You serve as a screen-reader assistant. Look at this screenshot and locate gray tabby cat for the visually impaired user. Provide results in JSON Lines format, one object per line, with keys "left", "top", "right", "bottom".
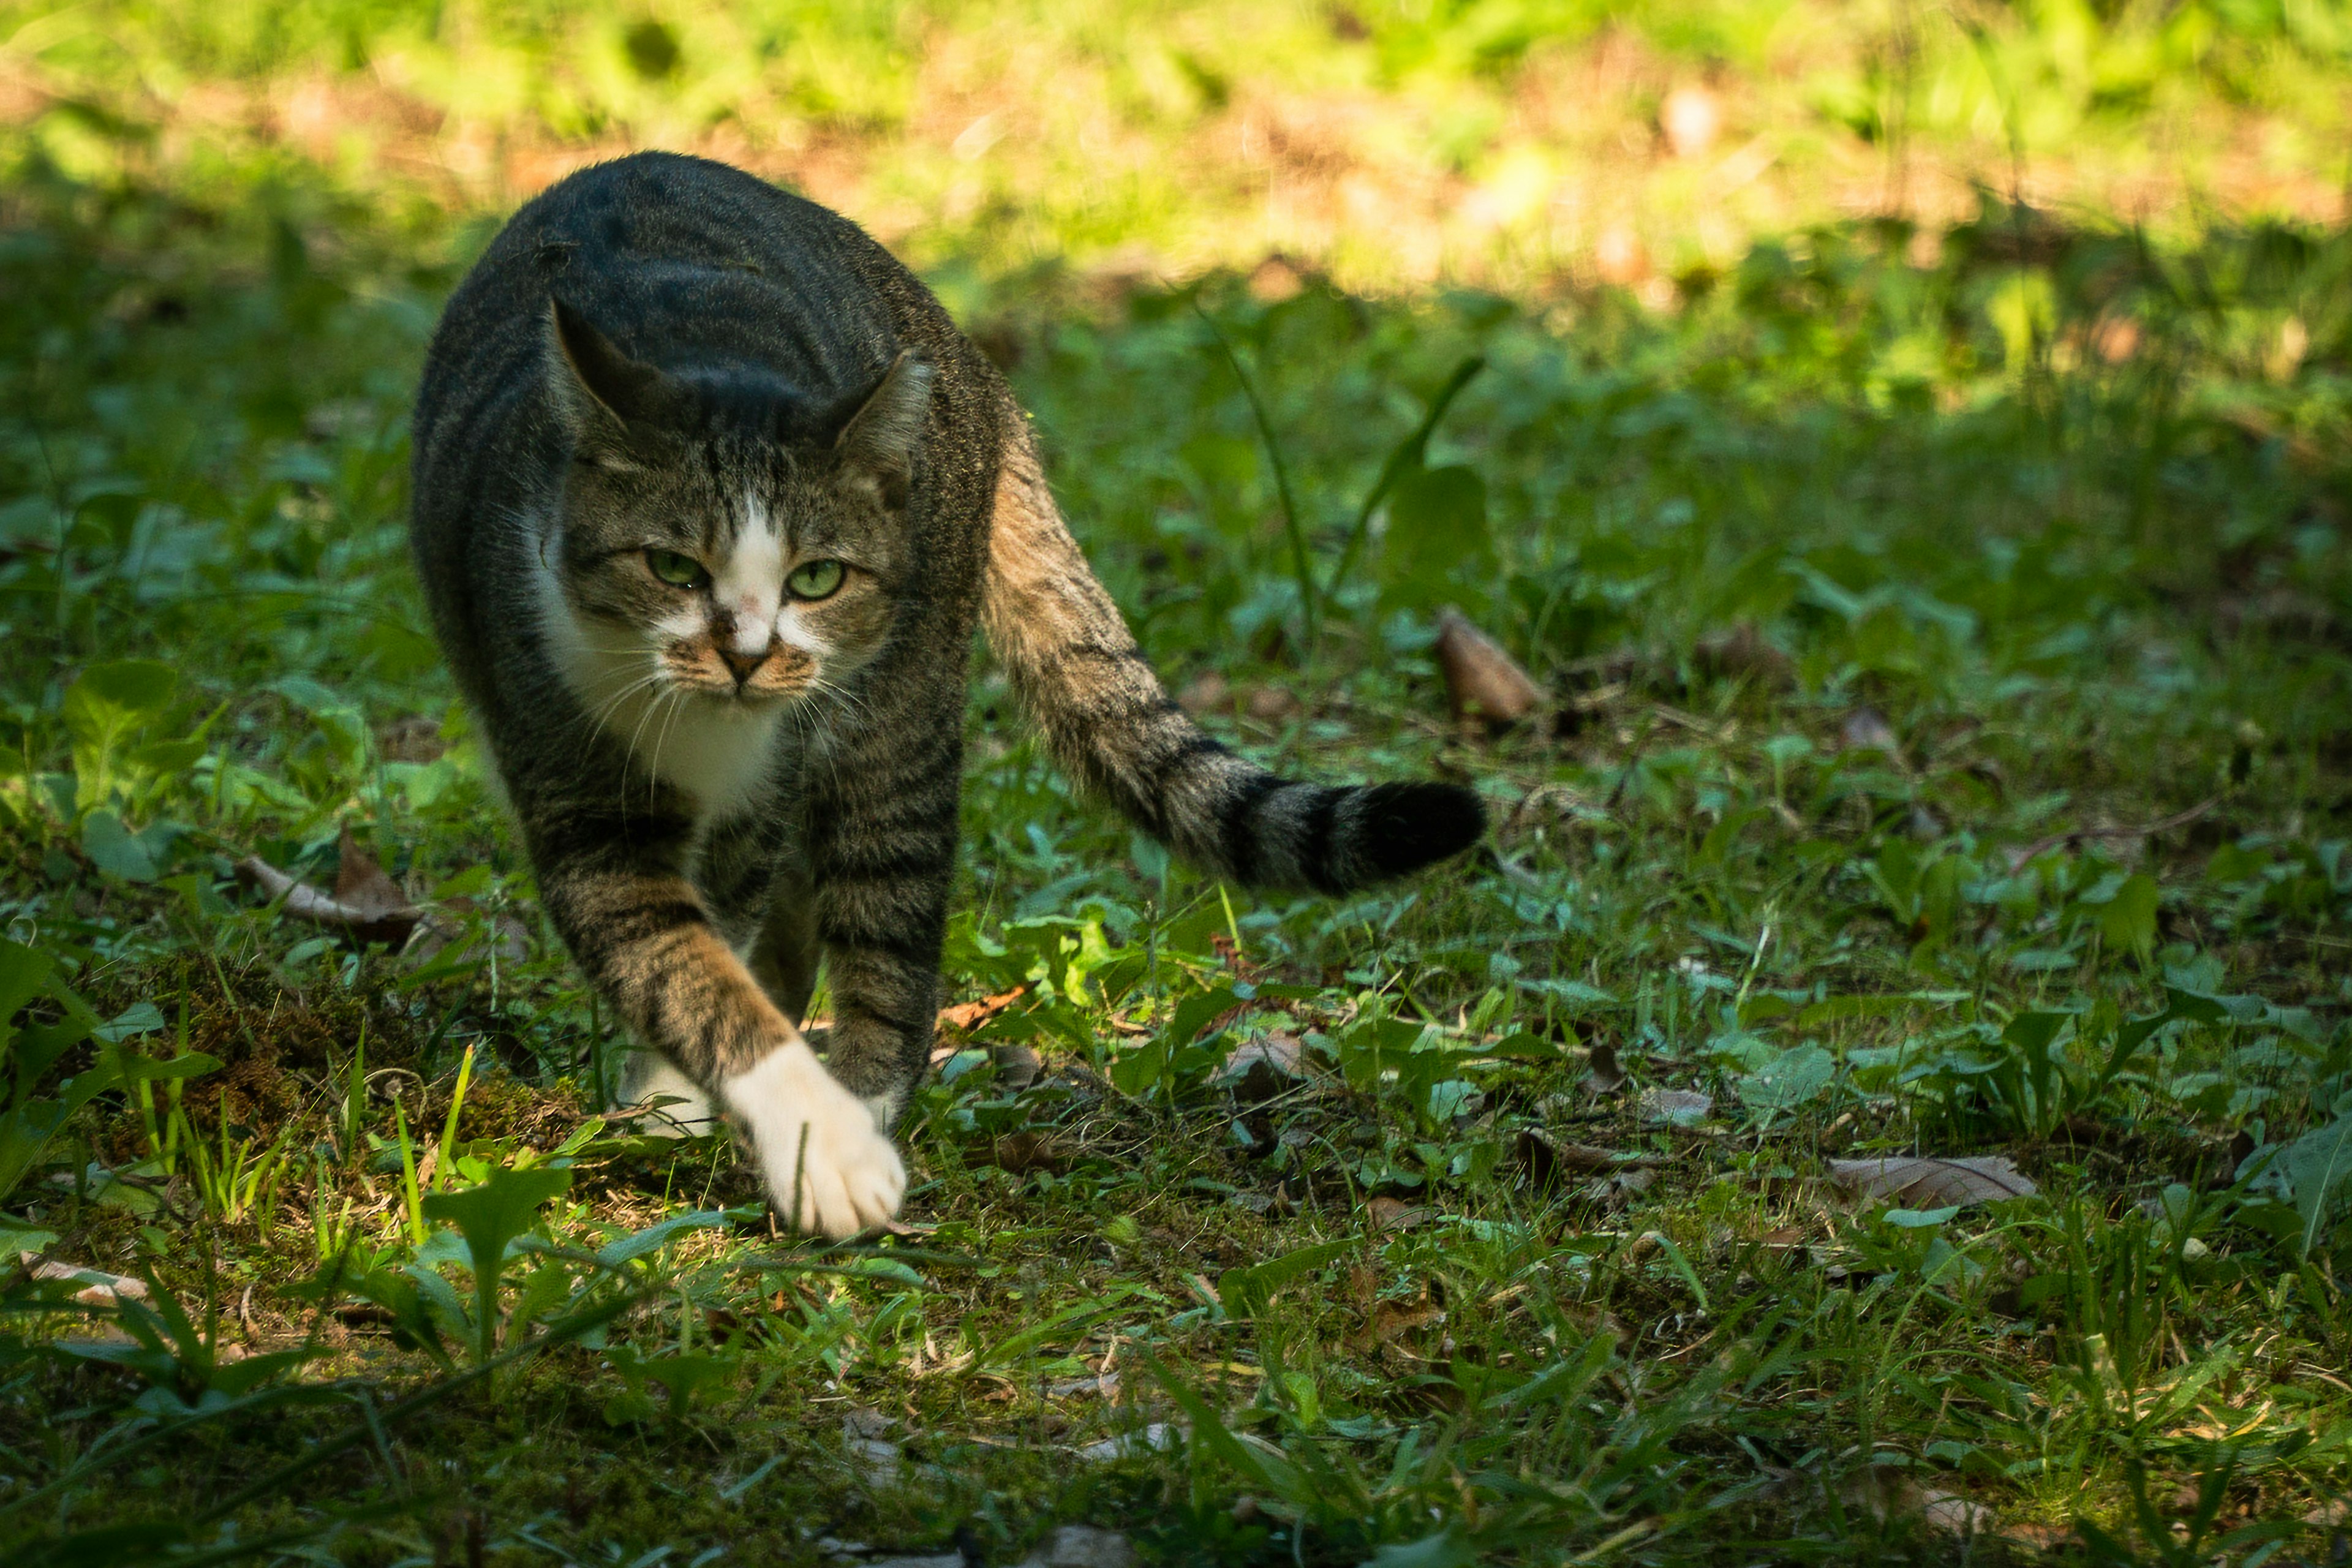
{"left": 410, "top": 153, "right": 1485, "bottom": 1236}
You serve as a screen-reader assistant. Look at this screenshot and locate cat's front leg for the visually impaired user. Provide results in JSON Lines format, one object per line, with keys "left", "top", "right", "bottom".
{"left": 535, "top": 845, "right": 904, "bottom": 1236}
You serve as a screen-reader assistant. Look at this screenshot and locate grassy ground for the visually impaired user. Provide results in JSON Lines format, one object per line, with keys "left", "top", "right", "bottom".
{"left": 6, "top": 7, "right": 2352, "bottom": 1567}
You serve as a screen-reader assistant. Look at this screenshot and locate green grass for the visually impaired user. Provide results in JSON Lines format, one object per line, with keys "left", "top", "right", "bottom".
{"left": 4, "top": 35, "right": 2352, "bottom": 1567}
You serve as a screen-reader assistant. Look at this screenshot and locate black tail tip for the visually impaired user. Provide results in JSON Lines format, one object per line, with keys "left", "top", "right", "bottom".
{"left": 1354, "top": 780, "right": 1488, "bottom": 880}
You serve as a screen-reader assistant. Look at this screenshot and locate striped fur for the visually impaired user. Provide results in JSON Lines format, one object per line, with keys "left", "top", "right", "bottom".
{"left": 982, "top": 415, "right": 1485, "bottom": 895}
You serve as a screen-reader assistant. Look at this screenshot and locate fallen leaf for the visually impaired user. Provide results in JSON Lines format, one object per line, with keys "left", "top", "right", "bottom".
{"left": 1828, "top": 1155, "right": 2038, "bottom": 1207}
{"left": 1639, "top": 1087, "right": 1713, "bottom": 1125}
{"left": 1215, "top": 1031, "right": 1308, "bottom": 1101}
{"left": 842, "top": 1406, "right": 896, "bottom": 1440}
{"left": 977, "top": 1130, "right": 1072, "bottom": 1175}
{"left": 1351, "top": 1298, "right": 1446, "bottom": 1352}
{"left": 32, "top": 1261, "right": 149, "bottom": 1306}
{"left": 1583, "top": 1041, "right": 1627, "bottom": 1094}
{"left": 1017, "top": 1526, "right": 1136, "bottom": 1568}
{"left": 1366, "top": 1196, "right": 1430, "bottom": 1232}
{"left": 1516, "top": 1128, "right": 1660, "bottom": 1186}
{"left": 1997, "top": 1521, "right": 2076, "bottom": 1551}
{"left": 938, "top": 986, "right": 1027, "bottom": 1031}
{"left": 1434, "top": 607, "right": 1542, "bottom": 728}
{"left": 237, "top": 823, "right": 421, "bottom": 948}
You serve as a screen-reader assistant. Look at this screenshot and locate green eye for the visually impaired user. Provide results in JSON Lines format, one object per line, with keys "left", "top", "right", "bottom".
{"left": 786, "top": 559, "right": 846, "bottom": 600}
{"left": 646, "top": 549, "right": 708, "bottom": 589}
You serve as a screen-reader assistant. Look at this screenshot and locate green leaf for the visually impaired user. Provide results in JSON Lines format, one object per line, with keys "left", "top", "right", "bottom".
{"left": 1736, "top": 1043, "right": 1834, "bottom": 1111}
{"left": 80, "top": 810, "right": 176, "bottom": 882}
{"left": 2282, "top": 1114, "right": 2352, "bottom": 1256}
{"left": 1379, "top": 464, "right": 1490, "bottom": 603}
{"left": 2097, "top": 872, "right": 2160, "bottom": 955}
{"left": 422, "top": 1165, "right": 575, "bottom": 1365}
{"left": 592, "top": 1208, "right": 735, "bottom": 1271}
{"left": 64, "top": 660, "right": 177, "bottom": 809}
{"left": 1219, "top": 1237, "right": 1353, "bottom": 1319}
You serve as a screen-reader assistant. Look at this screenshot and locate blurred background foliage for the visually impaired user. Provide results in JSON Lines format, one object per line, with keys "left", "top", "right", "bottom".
{"left": 3, "top": 0, "right": 2350, "bottom": 290}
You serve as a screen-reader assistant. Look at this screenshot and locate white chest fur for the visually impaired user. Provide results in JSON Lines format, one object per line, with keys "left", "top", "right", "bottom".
{"left": 534, "top": 549, "right": 785, "bottom": 824}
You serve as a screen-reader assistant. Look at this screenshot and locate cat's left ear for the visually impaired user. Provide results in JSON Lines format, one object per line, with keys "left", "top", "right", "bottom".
{"left": 834, "top": 350, "right": 935, "bottom": 502}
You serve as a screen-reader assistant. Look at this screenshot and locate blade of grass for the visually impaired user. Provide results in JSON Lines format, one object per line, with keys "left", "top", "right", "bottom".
{"left": 1194, "top": 301, "right": 1317, "bottom": 659}
{"left": 1322, "top": 353, "right": 1485, "bottom": 612}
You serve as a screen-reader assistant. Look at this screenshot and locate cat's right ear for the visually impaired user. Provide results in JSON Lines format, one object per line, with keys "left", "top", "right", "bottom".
{"left": 548, "top": 297, "right": 684, "bottom": 437}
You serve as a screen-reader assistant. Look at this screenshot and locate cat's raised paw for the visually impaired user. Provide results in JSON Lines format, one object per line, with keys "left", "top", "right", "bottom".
{"left": 722, "top": 1044, "right": 908, "bottom": 1238}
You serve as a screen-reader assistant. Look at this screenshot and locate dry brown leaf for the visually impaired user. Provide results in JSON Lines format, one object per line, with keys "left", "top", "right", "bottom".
{"left": 1434, "top": 607, "right": 1541, "bottom": 728}
{"left": 978, "top": 1130, "right": 1072, "bottom": 1175}
{"left": 1351, "top": 1298, "right": 1446, "bottom": 1352}
{"left": 938, "top": 985, "right": 1028, "bottom": 1031}
{"left": 1583, "top": 1041, "right": 1627, "bottom": 1095}
{"left": 1828, "top": 1155, "right": 2038, "bottom": 1207}
{"left": 1516, "top": 1128, "right": 1662, "bottom": 1187}
{"left": 1997, "top": 1521, "right": 2077, "bottom": 1551}
{"left": 1366, "top": 1196, "right": 1430, "bottom": 1232}
{"left": 236, "top": 824, "right": 422, "bottom": 948}
{"left": 1694, "top": 622, "right": 1795, "bottom": 689}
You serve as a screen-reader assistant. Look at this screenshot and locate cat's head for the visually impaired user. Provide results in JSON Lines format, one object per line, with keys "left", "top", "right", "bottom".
{"left": 536, "top": 296, "right": 933, "bottom": 715}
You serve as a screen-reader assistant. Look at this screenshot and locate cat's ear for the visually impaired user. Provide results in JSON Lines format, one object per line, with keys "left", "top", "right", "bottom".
{"left": 548, "top": 296, "right": 685, "bottom": 432}
{"left": 834, "top": 350, "right": 935, "bottom": 498}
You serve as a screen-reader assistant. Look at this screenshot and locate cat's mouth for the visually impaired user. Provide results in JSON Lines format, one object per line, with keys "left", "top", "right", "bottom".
{"left": 663, "top": 640, "right": 820, "bottom": 706}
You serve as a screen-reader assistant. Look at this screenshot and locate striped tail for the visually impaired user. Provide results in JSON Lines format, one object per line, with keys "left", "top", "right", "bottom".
{"left": 980, "top": 418, "right": 1485, "bottom": 894}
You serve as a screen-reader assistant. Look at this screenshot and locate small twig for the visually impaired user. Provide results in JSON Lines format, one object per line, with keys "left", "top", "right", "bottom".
{"left": 2012, "top": 795, "right": 2221, "bottom": 866}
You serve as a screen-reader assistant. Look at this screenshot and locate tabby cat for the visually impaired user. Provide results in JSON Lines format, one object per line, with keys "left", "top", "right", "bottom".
{"left": 410, "top": 153, "right": 1484, "bottom": 1237}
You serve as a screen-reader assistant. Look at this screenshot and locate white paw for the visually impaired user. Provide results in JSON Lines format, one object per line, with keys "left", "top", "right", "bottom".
{"left": 722, "top": 1044, "right": 907, "bottom": 1238}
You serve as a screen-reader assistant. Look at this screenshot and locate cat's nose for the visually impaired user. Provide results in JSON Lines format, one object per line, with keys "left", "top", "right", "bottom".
{"left": 718, "top": 645, "right": 770, "bottom": 684}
